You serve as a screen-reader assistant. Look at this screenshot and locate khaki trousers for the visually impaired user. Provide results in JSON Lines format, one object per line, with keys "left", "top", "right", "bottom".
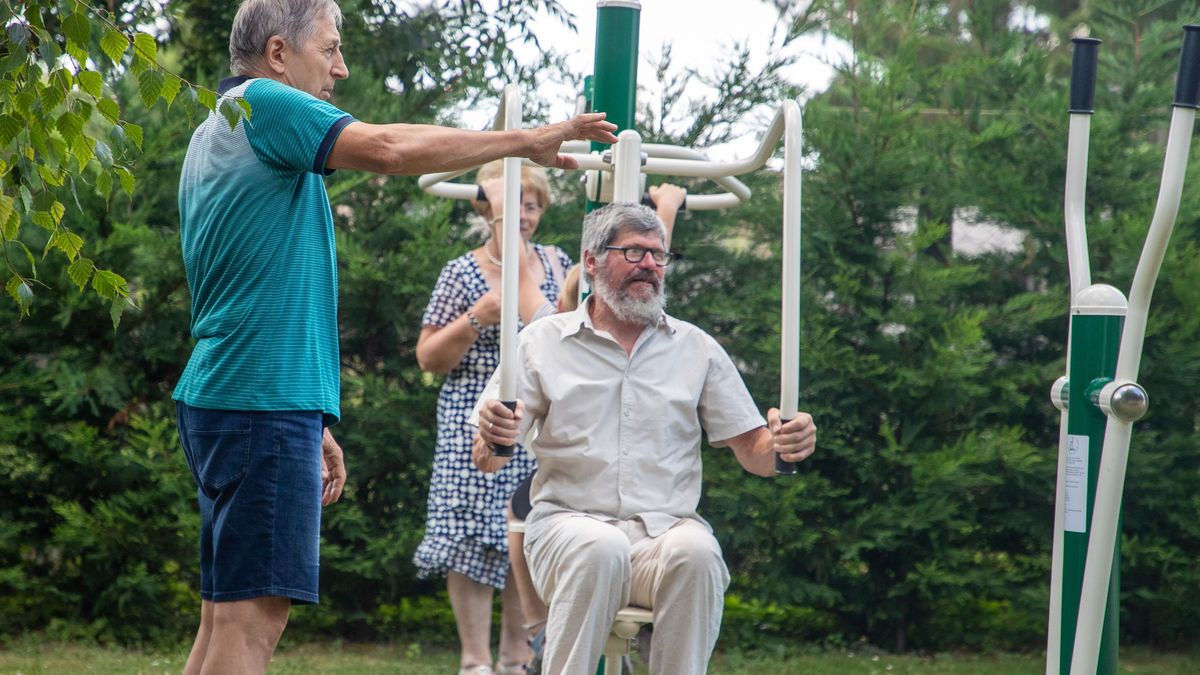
{"left": 526, "top": 514, "right": 730, "bottom": 675}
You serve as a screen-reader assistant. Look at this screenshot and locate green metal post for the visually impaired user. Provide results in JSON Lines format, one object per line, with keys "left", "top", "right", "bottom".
{"left": 587, "top": 0, "right": 640, "bottom": 212}
{"left": 591, "top": 9, "right": 643, "bottom": 669}
{"left": 582, "top": 74, "right": 595, "bottom": 113}
{"left": 1058, "top": 287, "right": 1124, "bottom": 675}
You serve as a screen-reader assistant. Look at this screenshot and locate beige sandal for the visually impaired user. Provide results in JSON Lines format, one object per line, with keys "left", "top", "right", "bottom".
{"left": 496, "top": 665, "right": 527, "bottom": 675}
{"left": 458, "top": 666, "right": 494, "bottom": 675}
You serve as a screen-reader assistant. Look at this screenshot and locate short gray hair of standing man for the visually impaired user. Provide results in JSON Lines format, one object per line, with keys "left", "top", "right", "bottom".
{"left": 229, "top": 0, "right": 343, "bottom": 75}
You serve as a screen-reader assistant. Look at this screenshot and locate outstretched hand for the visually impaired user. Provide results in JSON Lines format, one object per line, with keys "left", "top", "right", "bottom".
{"left": 527, "top": 113, "right": 619, "bottom": 169}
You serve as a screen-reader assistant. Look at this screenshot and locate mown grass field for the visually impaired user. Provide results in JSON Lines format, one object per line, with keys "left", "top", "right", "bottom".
{"left": 0, "top": 639, "right": 1196, "bottom": 675}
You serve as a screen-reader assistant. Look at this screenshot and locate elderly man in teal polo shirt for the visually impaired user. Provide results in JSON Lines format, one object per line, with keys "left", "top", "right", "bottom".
{"left": 173, "top": 0, "right": 617, "bottom": 672}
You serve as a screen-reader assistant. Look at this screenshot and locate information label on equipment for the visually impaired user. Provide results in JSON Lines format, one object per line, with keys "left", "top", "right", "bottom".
{"left": 1064, "top": 434, "right": 1089, "bottom": 533}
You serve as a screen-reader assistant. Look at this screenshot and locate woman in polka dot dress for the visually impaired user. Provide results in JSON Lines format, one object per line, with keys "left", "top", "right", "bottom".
{"left": 414, "top": 160, "right": 569, "bottom": 675}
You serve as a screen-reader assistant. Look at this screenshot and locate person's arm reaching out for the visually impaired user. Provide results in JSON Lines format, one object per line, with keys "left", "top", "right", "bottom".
{"left": 326, "top": 114, "right": 618, "bottom": 175}
{"left": 649, "top": 183, "right": 687, "bottom": 247}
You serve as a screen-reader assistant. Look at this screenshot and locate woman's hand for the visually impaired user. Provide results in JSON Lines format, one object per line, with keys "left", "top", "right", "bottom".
{"left": 649, "top": 183, "right": 687, "bottom": 213}
{"left": 478, "top": 177, "right": 504, "bottom": 222}
{"left": 470, "top": 290, "right": 502, "bottom": 327}
{"left": 471, "top": 433, "right": 509, "bottom": 473}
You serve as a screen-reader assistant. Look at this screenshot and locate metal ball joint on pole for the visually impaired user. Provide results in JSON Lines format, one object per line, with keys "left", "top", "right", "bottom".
{"left": 417, "top": 0, "right": 805, "bottom": 475}
{"left": 1045, "top": 25, "right": 1200, "bottom": 675}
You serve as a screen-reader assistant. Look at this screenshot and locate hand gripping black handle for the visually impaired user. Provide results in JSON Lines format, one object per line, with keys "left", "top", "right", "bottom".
{"left": 1174, "top": 25, "right": 1200, "bottom": 108}
{"left": 491, "top": 400, "right": 519, "bottom": 457}
{"left": 775, "top": 418, "right": 798, "bottom": 476}
{"left": 640, "top": 193, "right": 688, "bottom": 211}
{"left": 1069, "top": 37, "right": 1101, "bottom": 114}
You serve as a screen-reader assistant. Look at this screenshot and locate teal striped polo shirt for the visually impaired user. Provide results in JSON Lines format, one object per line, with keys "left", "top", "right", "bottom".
{"left": 174, "top": 76, "right": 355, "bottom": 424}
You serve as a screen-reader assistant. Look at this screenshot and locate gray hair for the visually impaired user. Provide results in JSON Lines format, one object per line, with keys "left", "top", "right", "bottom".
{"left": 229, "top": 0, "right": 343, "bottom": 75}
{"left": 581, "top": 203, "right": 666, "bottom": 279}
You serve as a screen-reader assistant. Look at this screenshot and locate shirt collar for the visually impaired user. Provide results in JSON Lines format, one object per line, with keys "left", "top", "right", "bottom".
{"left": 218, "top": 75, "right": 251, "bottom": 94}
{"left": 560, "top": 296, "right": 675, "bottom": 340}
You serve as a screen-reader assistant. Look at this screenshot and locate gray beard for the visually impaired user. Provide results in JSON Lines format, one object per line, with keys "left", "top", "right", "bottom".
{"left": 592, "top": 268, "right": 666, "bottom": 326}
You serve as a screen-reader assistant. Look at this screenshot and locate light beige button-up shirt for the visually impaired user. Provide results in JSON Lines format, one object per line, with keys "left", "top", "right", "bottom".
{"left": 472, "top": 298, "right": 765, "bottom": 543}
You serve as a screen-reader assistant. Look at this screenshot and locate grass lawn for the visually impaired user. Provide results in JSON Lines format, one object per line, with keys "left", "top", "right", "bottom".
{"left": 0, "top": 639, "right": 1195, "bottom": 674}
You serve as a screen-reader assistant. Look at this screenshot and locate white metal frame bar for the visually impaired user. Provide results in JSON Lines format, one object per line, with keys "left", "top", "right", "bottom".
{"left": 1046, "top": 108, "right": 1093, "bottom": 675}
{"left": 497, "top": 86, "right": 522, "bottom": 403}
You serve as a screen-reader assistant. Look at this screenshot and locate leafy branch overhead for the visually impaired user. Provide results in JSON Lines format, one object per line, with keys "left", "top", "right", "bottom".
{"left": 0, "top": 0, "right": 249, "bottom": 325}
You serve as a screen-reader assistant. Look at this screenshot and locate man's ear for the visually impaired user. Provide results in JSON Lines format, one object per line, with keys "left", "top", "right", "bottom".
{"left": 583, "top": 250, "right": 598, "bottom": 279}
{"left": 263, "top": 35, "right": 288, "bottom": 75}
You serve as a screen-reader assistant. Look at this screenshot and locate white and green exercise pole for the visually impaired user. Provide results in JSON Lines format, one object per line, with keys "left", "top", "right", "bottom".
{"left": 1047, "top": 26, "right": 1200, "bottom": 675}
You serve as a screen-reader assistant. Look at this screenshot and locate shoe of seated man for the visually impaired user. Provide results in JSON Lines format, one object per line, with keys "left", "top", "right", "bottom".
{"left": 525, "top": 627, "right": 546, "bottom": 675}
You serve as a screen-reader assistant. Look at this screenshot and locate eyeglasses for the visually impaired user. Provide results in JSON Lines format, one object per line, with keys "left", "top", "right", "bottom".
{"left": 604, "top": 246, "right": 679, "bottom": 266}
{"left": 520, "top": 202, "right": 543, "bottom": 214}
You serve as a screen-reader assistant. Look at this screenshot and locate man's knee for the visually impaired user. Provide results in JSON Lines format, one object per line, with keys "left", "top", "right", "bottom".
{"left": 535, "top": 519, "right": 632, "bottom": 597}
{"left": 212, "top": 596, "right": 291, "bottom": 647}
{"left": 575, "top": 525, "right": 632, "bottom": 572}
{"left": 663, "top": 526, "right": 728, "bottom": 585}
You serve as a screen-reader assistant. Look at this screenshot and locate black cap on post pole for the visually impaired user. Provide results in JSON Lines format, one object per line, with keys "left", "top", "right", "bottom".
{"left": 1069, "top": 37, "right": 1101, "bottom": 114}
{"left": 1173, "top": 25, "right": 1200, "bottom": 108}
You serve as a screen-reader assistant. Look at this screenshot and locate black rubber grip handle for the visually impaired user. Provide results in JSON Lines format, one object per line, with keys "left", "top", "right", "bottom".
{"left": 774, "top": 418, "right": 798, "bottom": 476}
{"left": 640, "top": 193, "right": 687, "bottom": 211}
{"left": 1069, "top": 37, "right": 1101, "bottom": 114}
{"left": 492, "top": 400, "right": 519, "bottom": 457}
{"left": 1174, "top": 25, "right": 1200, "bottom": 108}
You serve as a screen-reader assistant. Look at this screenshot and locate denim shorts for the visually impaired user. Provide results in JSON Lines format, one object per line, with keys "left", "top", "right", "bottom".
{"left": 175, "top": 401, "right": 324, "bottom": 604}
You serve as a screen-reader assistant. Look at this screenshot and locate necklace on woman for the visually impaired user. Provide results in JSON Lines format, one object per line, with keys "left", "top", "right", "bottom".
{"left": 486, "top": 247, "right": 503, "bottom": 266}
{"left": 486, "top": 240, "right": 531, "bottom": 267}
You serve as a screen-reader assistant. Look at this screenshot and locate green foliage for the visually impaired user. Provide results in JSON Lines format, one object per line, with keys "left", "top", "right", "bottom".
{"left": 0, "top": 403, "right": 198, "bottom": 645}
{"left": 0, "top": 0, "right": 248, "bottom": 322}
{"left": 1, "top": 0, "right": 1197, "bottom": 656}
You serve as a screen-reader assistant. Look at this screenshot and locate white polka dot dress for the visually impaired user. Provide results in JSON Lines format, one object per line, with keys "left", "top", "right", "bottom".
{"left": 413, "top": 243, "right": 572, "bottom": 589}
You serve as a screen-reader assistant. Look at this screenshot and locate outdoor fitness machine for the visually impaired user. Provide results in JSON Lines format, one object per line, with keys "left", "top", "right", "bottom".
{"left": 418, "top": 0, "right": 805, "bottom": 474}
{"left": 1046, "top": 27, "right": 1200, "bottom": 675}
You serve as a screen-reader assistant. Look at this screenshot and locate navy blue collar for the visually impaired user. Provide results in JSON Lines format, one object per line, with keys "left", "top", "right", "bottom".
{"left": 218, "top": 75, "right": 251, "bottom": 94}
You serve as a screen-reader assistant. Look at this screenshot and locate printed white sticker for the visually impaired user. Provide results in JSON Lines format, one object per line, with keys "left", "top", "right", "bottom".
{"left": 1064, "top": 434, "right": 1089, "bottom": 533}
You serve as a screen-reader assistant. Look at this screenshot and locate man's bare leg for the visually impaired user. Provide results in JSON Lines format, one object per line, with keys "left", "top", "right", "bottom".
{"left": 192, "top": 596, "right": 291, "bottom": 675}
{"left": 183, "top": 600, "right": 214, "bottom": 675}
